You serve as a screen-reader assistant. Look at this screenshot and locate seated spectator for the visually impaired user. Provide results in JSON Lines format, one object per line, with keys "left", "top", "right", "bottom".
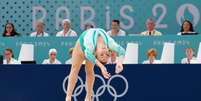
{"left": 107, "top": 50, "right": 118, "bottom": 64}
{"left": 65, "top": 48, "right": 74, "bottom": 64}
{"left": 30, "top": 21, "right": 49, "bottom": 37}
{"left": 181, "top": 48, "right": 197, "bottom": 64}
{"left": 177, "top": 20, "right": 198, "bottom": 35}
{"left": 140, "top": 18, "right": 162, "bottom": 36}
{"left": 42, "top": 48, "right": 61, "bottom": 64}
{"left": 2, "top": 22, "right": 20, "bottom": 37}
{"left": 143, "top": 48, "right": 161, "bottom": 64}
{"left": 107, "top": 19, "right": 126, "bottom": 36}
{"left": 56, "top": 19, "right": 77, "bottom": 37}
{"left": 85, "top": 23, "right": 94, "bottom": 30}
{"left": 3, "top": 48, "right": 20, "bottom": 64}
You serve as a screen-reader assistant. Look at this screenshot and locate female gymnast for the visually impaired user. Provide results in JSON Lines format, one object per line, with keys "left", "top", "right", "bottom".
{"left": 66, "top": 28, "right": 125, "bottom": 101}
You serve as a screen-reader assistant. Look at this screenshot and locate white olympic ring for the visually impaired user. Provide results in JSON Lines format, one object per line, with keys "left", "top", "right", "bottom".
{"left": 62, "top": 74, "right": 129, "bottom": 101}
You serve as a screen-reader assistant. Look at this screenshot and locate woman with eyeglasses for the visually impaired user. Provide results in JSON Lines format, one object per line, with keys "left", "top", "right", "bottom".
{"left": 3, "top": 48, "right": 20, "bottom": 64}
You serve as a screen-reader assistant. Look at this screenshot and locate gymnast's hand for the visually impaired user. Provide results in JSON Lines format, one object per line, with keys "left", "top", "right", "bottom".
{"left": 96, "top": 59, "right": 111, "bottom": 79}
{"left": 101, "top": 67, "right": 111, "bottom": 79}
{"left": 115, "top": 61, "right": 124, "bottom": 74}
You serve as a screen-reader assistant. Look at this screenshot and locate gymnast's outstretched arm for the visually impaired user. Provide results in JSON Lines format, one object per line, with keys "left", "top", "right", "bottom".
{"left": 107, "top": 36, "right": 126, "bottom": 73}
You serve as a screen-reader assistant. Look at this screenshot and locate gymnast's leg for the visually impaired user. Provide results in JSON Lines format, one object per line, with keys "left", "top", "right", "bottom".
{"left": 66, "top": 41, "right": 85, "bottom": 101}
{"left": 84, "top": 60, "right": 95, "bottom": 101}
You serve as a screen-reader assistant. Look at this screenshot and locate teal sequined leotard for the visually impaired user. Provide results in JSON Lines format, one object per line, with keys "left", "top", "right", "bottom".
{"left": 79, "top": 28, "right": 125, "bottom": 64}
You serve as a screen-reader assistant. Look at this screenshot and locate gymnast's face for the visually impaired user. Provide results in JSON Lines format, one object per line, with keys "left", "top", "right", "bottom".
{"left": 95, "top": 44, "right": 110, "bottom": 64}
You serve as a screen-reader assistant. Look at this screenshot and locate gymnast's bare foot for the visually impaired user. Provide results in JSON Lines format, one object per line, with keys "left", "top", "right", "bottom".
{"left": 84, "top": 95, "right": 92, "bottom": 101}
{"left": 66, "top": 97, "right": 71, "bottom": 101}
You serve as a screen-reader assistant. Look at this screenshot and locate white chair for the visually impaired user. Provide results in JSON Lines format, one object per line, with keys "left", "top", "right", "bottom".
{"left": 196, "top": 42, "right": 201, "bottom": 63}
{"left": 191, "top": 42, "right": 201, "bottom": 64}
{"left": 18, "top": 44, "right": 34, "bottom": 62}
{"left": 123, "top": 43, "right": 138, "bottom": 64}
{"left": 160, "top": 42, "right": 175, "bottom": 64}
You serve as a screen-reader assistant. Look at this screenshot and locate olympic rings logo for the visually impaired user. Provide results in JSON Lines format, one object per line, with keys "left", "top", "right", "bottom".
{"left": 62, "top": 74, "right": 129, "bottom": 101}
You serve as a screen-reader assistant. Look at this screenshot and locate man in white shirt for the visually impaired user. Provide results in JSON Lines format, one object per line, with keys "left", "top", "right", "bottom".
{"left": 181, "top": 48, "right": 197, "bottom": 64}
{"left": 42, "top": 48, "right": 61, "bottom": 64}
{"left": 107, "top": 20, "right": 126, "bottom": 36}
{"left": 3, "top": 48, "right": 20, "bottom": 64}
{"left": 30, "top": 21, "right": 49, "bottom": 37}
{"left": 56, "top": 19, "right": 77, "bottom": 37}
{"left": 140, "top": 18, "right": 162, "bottom": 36}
